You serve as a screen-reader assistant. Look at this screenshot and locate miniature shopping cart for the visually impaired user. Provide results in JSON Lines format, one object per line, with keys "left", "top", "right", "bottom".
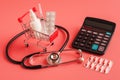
{"left": 18, "top": 7, "right": 58, "bottom": 52}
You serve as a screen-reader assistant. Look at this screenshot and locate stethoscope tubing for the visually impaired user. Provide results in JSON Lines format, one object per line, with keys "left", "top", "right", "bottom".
{"left": 5, "top": 25, "right": 70, "bottom": 69}
{"left": 20, "top": 49, "right": 83, "bottom": 69}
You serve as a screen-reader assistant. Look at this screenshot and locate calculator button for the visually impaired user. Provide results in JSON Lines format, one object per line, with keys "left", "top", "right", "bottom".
{"left": 97, "top": 36, "right": 102, "bottom": 39}
{"left": 76, "top": 38, "right": 81, "bottom": 42}
{"left": 92, "top": 44, "right": 99, "bottom": 51}
{"left": 94, "top": 41, "right": 100, "bottom": 44}
{"left": 86, "top": 44, "right": 91, "bottom": 48}
{"left": 88, "top": 41, "right": 92, "bottom": 45}
{"left": 101, "top": 43, "right": 106, "bottom": 46}
{"left": 92, "top": 35, "right": 96, "bottom": 38}
{"left": 80, "top": 32, "right": 84, "bottom": 35}
{"left": 106, "top": 32, "right": 111, "bottom": 36}
{"left": 98, "top": 46, "right": 105, "bottom": 52}
{"left": 74, "top": 42, "right": 78, "bottom": 46}
{"left": 90, "top": 38, "right": 94, "bottom": 41}
{"left": 78, "top": 35, "right": 82, "bottom": 39}
{"left": 99, "top": 33, "right": 104, "bottom": 36}
{"left": 79, "top": 43, "right": 85, "bottom": 46}
{"left": 105, "top": 35, "right": 110, "bottom": 38}
{"left": 93, "top": 32, "right": 98, "bottom": 35}
{"left": 96, "top": 39, "right": 101, "bottom": 41}
{"left": 102, "top": 40, "right": 107, "bottom": 43}
{"left": 84, "top": 37, "right": 88, "bottom": 40}
{"left": 104, "top": 38, "right": 109, "bottom": 40}
{"left": 86, "top": 33, "right": 90, "bottom": 36}
{"left": 87, "top": 30, "right": 92, "bottom": 33}
{"left": 81, "top": 29, "right": 86, "bottom": 32}
{"left": 82, "top": 40, "right": 86, "bottom": 43}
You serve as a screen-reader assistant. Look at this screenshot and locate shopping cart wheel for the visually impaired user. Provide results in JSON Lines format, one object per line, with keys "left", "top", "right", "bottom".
{"left": 43, "top": 48, "right": 47, "bottom": 52}
{"left": 51, "top": 42, "right": 54, "bottom": 46}
{"left": 25, "top": 43, "right": 29, "bottom": 47}
{"left": 24, "top": 40, "right": 29, "bottom": 47}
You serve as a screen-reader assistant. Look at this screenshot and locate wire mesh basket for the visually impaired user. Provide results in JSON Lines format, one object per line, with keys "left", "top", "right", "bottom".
{"left": 18, "top": 7, "right": 58, "bottom": 51}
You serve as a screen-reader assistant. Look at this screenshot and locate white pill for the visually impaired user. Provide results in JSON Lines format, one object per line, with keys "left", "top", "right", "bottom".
{"left": 85, "top": 61, "right": 91, "bottom": 68}
{"left": 103, "top": 59, "right": 108, "bottom": 66}
{"left": 100, "top": 65, "right": 106, "bottom": 73}
{"left": 95, "top": 64, "right": 101, "bottom": 71}
{"left": 105, "top": 66, "right": 111, "bottom": 74}
{"left": 90, "top": 63, "right": 96, "bottom": 69}
{"left": 89, "top": 56, "right": 94, "bottom": 62}
{"left": 99, "top": 58, "right": 104, "bottom": 64}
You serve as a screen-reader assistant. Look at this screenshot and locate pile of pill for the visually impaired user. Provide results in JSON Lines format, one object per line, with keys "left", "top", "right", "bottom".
{"left": 84, "top": 56, "right": 113, "bottom": 74}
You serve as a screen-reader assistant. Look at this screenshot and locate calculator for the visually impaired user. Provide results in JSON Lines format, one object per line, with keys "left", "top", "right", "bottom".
{"left": 72, "top": 17, "right": 116, "bottom": 55}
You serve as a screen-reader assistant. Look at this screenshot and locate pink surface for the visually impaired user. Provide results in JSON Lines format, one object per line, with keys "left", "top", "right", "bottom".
{"left": 0, "top": 0, "right": 120, "bottom": 80}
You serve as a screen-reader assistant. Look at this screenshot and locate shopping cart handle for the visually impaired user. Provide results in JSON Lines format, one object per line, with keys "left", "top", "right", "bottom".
{"left": 18, "top": 7, "right": 37, "bottom": 23}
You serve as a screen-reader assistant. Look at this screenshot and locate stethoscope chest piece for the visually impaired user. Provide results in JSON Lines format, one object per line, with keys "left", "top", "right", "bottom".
{"left": 47, "top": 53, "right": 61, "bottom": 65}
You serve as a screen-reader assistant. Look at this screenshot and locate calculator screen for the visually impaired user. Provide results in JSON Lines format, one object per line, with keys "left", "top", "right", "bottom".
{"left": 84, "top": 19, "right": 114, "bottom": 32}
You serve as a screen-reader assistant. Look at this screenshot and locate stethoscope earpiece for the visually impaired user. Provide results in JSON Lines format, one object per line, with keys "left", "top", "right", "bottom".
{"left": 78, "top": 57, "right": 84, "bottom": 63}
{"left": 77, "top": 49, "right": 84, "bottom": 63}
{"left": 47, "top": 53, "right": 61, "bottom": 65}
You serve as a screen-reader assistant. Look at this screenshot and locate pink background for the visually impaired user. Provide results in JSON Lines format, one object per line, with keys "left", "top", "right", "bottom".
{"left": 0, "top": 0, "right": 120, "bottom": 80}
